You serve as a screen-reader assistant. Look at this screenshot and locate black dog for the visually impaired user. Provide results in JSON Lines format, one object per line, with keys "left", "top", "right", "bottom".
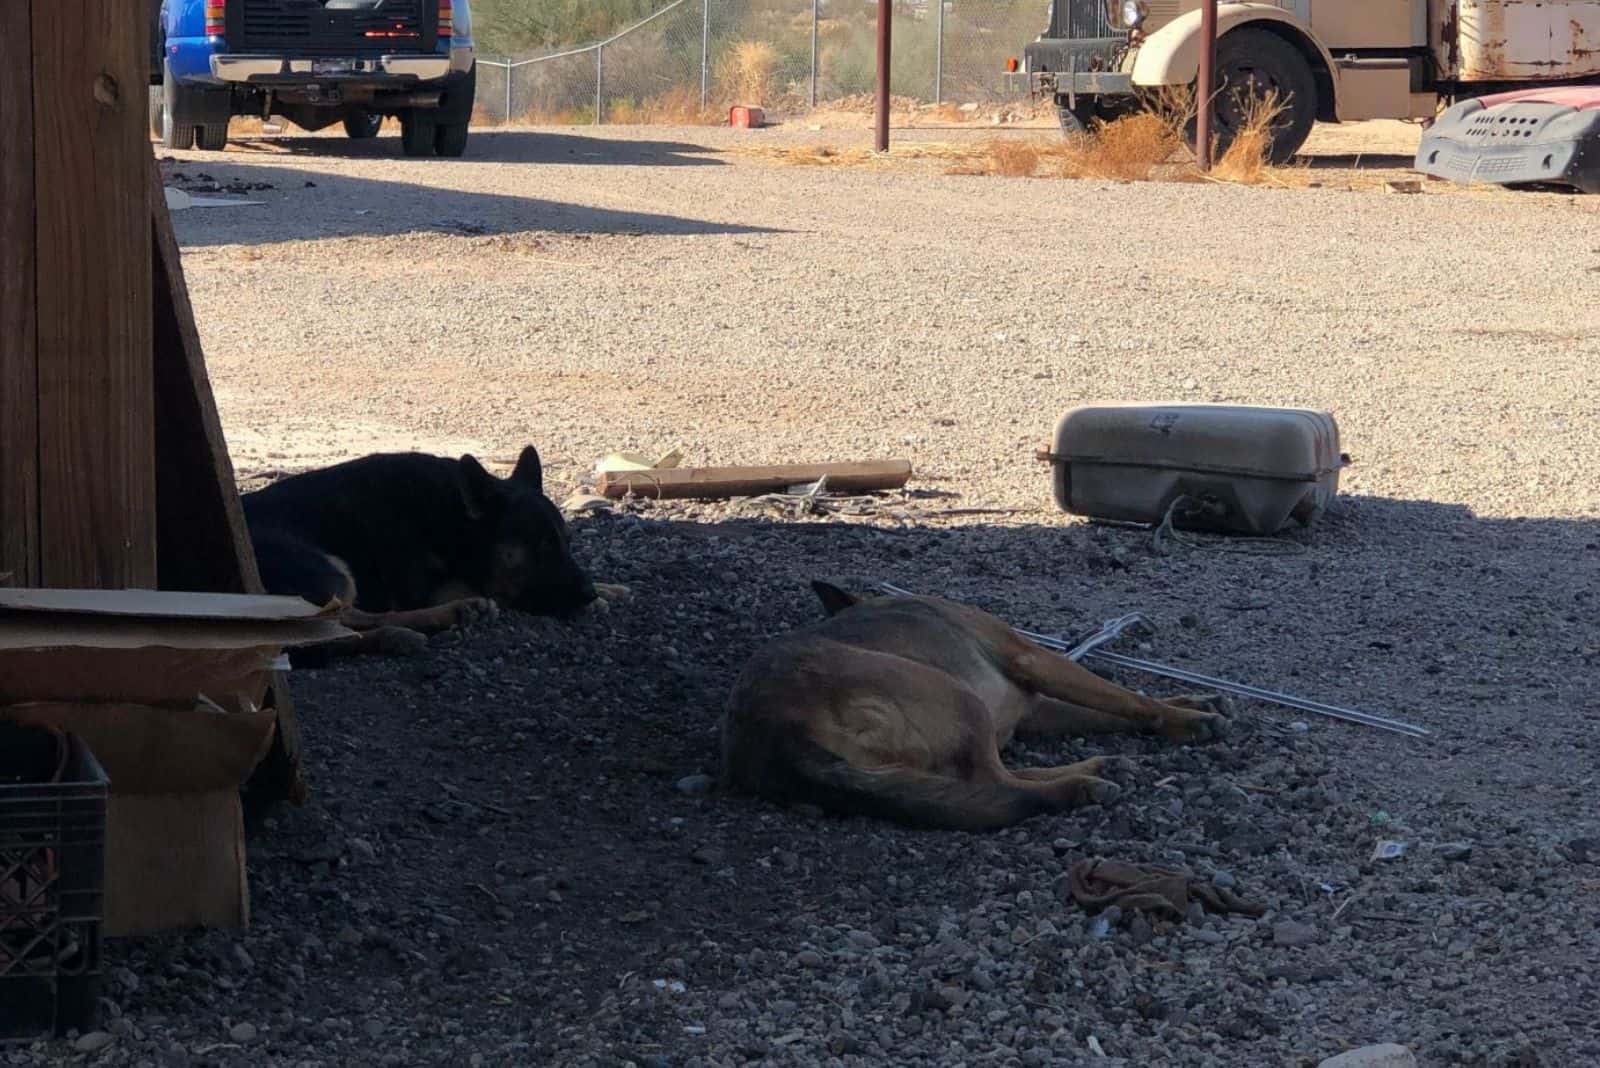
{"left": 244, "top": 446, "right": 597, "bottom": 657}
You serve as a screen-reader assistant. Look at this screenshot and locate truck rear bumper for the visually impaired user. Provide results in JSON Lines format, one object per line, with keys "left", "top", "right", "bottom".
{"left": 211, "top": 49, "right": 469, "bottom": 84}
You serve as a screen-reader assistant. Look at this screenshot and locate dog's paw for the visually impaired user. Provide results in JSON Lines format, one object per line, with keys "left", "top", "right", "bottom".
{"left": 1167, "top": 692, "right": 1234, "bottom": 716}
{"left": 593, "top": 582, "right": 631, "bottom": 604}
{"left": 1162, "top": 707, "right": 1228, "bottom": 744}
{"left": 1064, "top": 754, "right": 1135, "bottom": 782}
{"left": 453, "top": 597, "right": 500, "bottom": 629}
{"left": 1058, "top": 775, "right": 1121, "bottom": 807}
{"left": 371, "top": 626, "right": 430, "bottom": 658}
{"left": 1082, "top": 777, "right": 1122, "bottom": 806}
{"left": 1096, "top": 754, "right": 1138, "bottom": 782}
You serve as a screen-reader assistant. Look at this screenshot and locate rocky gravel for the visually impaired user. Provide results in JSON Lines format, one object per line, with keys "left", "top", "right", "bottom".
{"left": 11, "top": 124, "right": 1599, "bottom": 1066}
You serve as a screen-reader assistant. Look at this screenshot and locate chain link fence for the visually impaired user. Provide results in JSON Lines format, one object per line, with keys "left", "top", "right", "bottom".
{"left": 474, "top": 0, "right": 1044, "bottom": 125}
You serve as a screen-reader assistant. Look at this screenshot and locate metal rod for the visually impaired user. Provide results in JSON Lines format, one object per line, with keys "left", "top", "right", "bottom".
{"left": 875, "top": 583, "right": 1430, "bottom": 738}
{"left": 934, "top": 0, "right": 943, "bottom": 105}
{"left": 701, "top": 0, "right": 711, "bottom": 110}
{"left": 503, "top": 55, "right": 511, "bottom": 124}
{"left": 810, "top": 0, "right": 819, "bottom": 110}
{"left": 874, "top": 0, "right": 891, "bottom": 152}
{"left": 1195, "top": 0, "right": 1218, "bottom": 170}
{"left": 595, "top": 44, "right": 602, "bottom": 125}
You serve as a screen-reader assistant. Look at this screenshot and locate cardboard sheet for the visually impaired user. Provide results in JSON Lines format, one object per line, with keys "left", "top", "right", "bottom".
{"left": 0, "top": 587, "right": 339, "bottom": 622}
{"left": 0, "top": 701, "right": 277, "bottom": 794}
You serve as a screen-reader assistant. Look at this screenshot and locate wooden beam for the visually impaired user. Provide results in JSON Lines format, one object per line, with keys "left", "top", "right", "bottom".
{"left": 0, "top": 1, "right": 39, "bottom": 587}
{"left": 597, "top": 460, "right": 913, "bottom": 500}
{"left": 32, "top": 0, "right": 155, "bottom": 588}
{"left": 152, "top": 161, "right": 263, "bottom": 596}
{"left": 148, "top": 161, "right": 305, "bottom": 811}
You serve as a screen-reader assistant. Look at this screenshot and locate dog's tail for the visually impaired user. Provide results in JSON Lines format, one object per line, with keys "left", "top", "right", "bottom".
{"left": 781, "top": 735, "right": 1060, "bottom": 832}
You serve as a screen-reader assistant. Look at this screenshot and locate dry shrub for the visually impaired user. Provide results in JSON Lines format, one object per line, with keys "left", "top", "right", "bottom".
{"left": 1208, "top": 90, "right": 1287, "bottom": 185}
{"left": 470, "top": 102, "right": 498, "bottom": 127}
{"left": 607, "top": 87, "right": 714, "bottom": 125}
{"left": 718, "top": 39, "right": 780, "bottom": 105}
{"left": 987, "top": 139, "right": 1040, "bottom": 177}
{"left": 1053, "top": 111, "right": 1182, "bottom": 181}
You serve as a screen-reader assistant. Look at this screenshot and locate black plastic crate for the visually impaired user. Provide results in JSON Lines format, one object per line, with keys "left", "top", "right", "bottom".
{"left": 0, "top": 725, "right": 108, "bottom": 1043}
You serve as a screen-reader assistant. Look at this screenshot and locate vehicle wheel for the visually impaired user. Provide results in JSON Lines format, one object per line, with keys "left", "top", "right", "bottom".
{"left": 400, "top": 114, "right": 436, "bottom": 157}
{"left": 158, "top": 59, "right": 195, "bottom": 150}
{"left": 1056, "top": 95, "right": 1101, "bottom": 136}
{"left": 149, "top": 87, "right": 165, "bottom": 138}
{"left": 344, "top": 110, "right": 384, "bottom": 139}
{"left": 434, "top": 121, "right": 469, "bottom": 157}
{"left": 1188, "top": 28, "right": 1317, "bottom": 164}
{"left": 195, "top": 122, "right": 229, "bottom": 151}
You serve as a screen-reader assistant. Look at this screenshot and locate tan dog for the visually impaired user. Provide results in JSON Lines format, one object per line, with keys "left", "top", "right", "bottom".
{"left": 721, "top": 582, "right": 1227, "bottom": 831}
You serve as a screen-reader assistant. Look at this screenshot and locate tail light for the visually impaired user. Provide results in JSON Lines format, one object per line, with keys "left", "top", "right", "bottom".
{"left": 438, "top": 0, "right": 452, "bottom": 38}
{"left": 204, "top": 1, "right": 225, "bottom": 36}
{"left": 1004, "top": 56, "right": 1019, "bottom": 73}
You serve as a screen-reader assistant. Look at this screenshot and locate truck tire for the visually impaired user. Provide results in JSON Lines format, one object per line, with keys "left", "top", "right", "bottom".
{"left": 150, "top": 89, "right": 165, "bottom": 139}
{"left": 195, "top": 122, "right": 229, "bottom": 151}
{"left": 1056, "top": 97, "right": 1096, "bottom": 136}
{"left": 434, "top": 122, "right": 469, "bottom": 157}
{"left": 430, "top": 65, "right": 474, "bottom": 157}
{"left": 400, "top": 114, "right": 436, "bottom": 157}
{"left": 1193, "top": 28, "right": 1317, "bottom": 165}
{"left": 344, "top": 110, "right": 383, "bottom": 139}
{"left": 158, "top": 59, "right": 195, "bottom": 150}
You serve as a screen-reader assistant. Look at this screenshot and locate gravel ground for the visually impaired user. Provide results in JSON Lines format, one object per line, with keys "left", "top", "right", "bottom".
{"left": 15, "top": 122, "right": 1600, "bottom": 1067}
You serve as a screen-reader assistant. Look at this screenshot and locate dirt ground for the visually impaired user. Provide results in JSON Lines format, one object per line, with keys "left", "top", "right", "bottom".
{"left": 19, "top": 120, "right": 1600, "bottom": 1067}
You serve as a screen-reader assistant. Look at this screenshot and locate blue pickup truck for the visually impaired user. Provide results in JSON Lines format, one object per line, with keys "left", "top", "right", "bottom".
{"left": 149, "top": 0, "right": 476, "bottom": 156}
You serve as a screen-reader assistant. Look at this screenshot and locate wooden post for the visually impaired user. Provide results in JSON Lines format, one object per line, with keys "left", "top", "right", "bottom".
{"left": 874, "top": 0, "right": 891, "bottom": 152}
{"left": 149, "top": 161, "right": 306, "bottom": 810}
{"left": 5, "top": 0, "right": 157, "bottom": 588}
{"left": 0, "top": 2, "right": 40, "bottom": 587}
{"left": 0, "top": 1, "right": 303, "bottom": 809}
{"left": 1195, "top": 0, "right": 1219, "bottom": 172}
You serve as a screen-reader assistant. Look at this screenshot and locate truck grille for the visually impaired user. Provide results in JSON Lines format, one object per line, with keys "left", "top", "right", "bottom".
{"left": 1064, "top": 0, "right": 1114, "bottom": 38}
{"left": 229, "top": 0, "right": 438, "bottom": 55}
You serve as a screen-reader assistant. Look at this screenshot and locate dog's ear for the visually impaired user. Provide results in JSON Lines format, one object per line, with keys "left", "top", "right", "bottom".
{"left": 809, "top": 580, "right": 860, "bottom": 616}
{"left": 508, "top": 445, "right": 544, "bottom": 492}
{"left": 456, "top": 455, "right": 505, "bottom": 519}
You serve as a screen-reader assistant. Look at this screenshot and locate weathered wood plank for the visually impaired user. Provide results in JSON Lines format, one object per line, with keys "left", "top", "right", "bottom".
{"left": 598, "top": 460, "right": 914, "bottom": 500}
{"left": 32, "top": 0, "right": 156, "bottom": 588}
{"left": 0, "top": 2, "right": 39, "bottom": 586}
{"left": 149, "top": 161, "right": 305, "bottom": 810}
{"left": 152, "top": 160, "right": 263, "bottom": 596}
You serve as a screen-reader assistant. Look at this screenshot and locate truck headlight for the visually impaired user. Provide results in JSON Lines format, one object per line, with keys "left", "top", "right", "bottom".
{"left": 1119, "top": 0, "right": 1147, "bottom": 28}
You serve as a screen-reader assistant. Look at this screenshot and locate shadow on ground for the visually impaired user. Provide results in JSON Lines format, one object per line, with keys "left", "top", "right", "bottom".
{"left": 92, "top": 487, "right": 1599, "bottom": 1064}
{"left": 160, "top": 143, "right": 777, "bottom": 248}
{"left": 1301, "top": 152, "right": 1419, "bottom": 170}
{"left": 227, "top": 128, "right": 725, "bottom": 167}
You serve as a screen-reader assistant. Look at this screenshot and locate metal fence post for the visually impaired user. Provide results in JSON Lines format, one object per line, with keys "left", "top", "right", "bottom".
{"left": 504, "top": 57, "right": 511, "bottom": 124}
{"left": 934, "top": 0, "right": 943, "bottom": 105}
{"left": 596, "top": 44, "right": 603, "bottom": 124}
{"left": 810, "top": 0, "right": 818, "bottom": 108}
{"left": 700, "top": 0, "right": 710, "bottom": 109}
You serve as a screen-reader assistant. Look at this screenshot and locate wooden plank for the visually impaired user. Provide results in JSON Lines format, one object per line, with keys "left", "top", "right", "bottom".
{"left": 148, "top": 162, "right": 305, "bottom": 810}
{"left": 32, "top": 0, "right": 155, "bottom": 588}
{"left": 0, "top": 1, "right": 38, "bottom": 587}
{"left": 597, "top": 460, "right": 914, "bottom": 500}
{"left": 151, "top": 160, "right": 263, "bottom": 596}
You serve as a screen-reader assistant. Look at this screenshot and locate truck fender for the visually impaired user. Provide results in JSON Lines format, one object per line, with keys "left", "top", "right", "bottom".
{"left": 1130, "top": 4, "right": 1340, "bottom": 122}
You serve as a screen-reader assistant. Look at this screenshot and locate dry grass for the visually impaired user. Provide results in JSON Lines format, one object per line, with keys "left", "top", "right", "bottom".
{"left": 717, "top": 39, "right": 781, "bottom": 105}
{"left": 607, "top": 87, "right": 715, "bottom": 125}
{"left": 1206, "top": 91, "right": 1286, "bottom": 185}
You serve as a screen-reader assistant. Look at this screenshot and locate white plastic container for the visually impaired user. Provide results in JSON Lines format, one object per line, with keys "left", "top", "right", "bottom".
{"left": 1046, "top": 403, "right": 1347, "bottom": 535}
